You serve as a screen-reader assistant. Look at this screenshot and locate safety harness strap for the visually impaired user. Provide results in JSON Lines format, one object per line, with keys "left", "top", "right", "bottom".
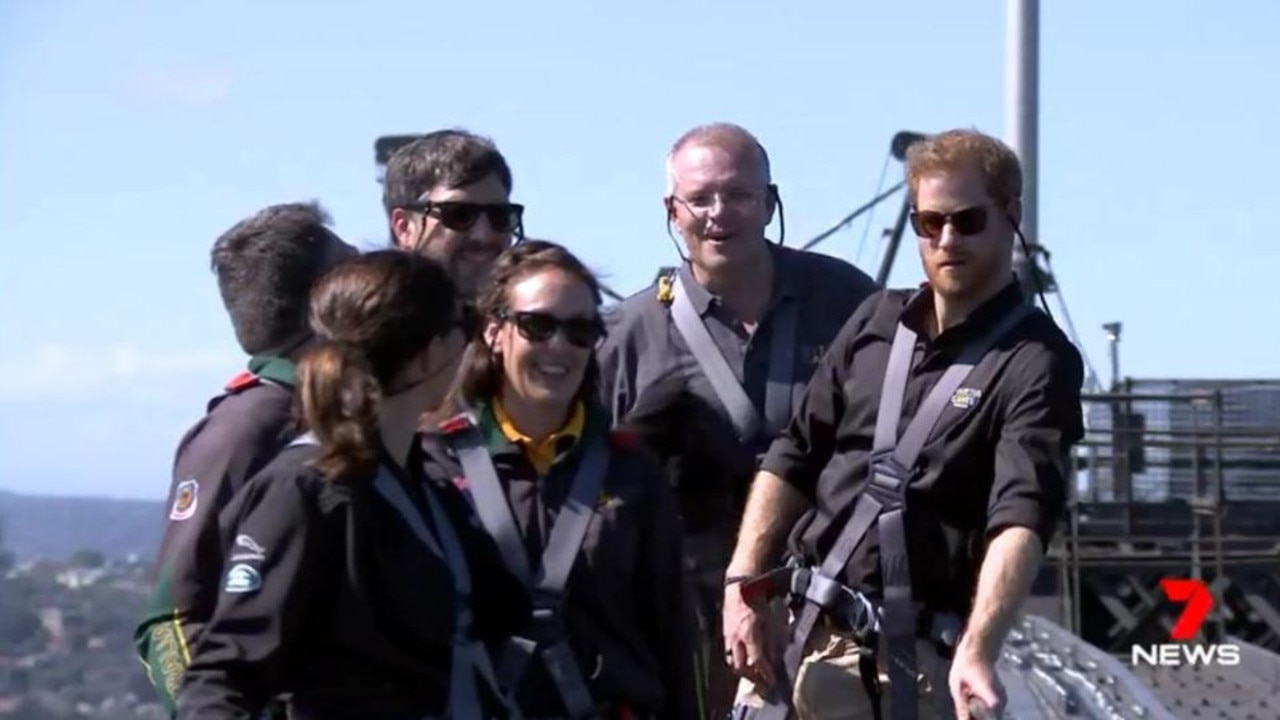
{"left": 669, "top": 272, "right": 798, "bottom": 442}
{"left": 288, "top": 433, "right": 517, "bottom": 720}
{"left": 446, "top": 418, "right": 610, "bottom": 720}
{"left": 754, "top": 300, "right": 1035, "bottom": 720}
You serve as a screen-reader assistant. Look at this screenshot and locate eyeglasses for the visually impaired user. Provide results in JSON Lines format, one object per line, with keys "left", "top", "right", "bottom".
{"left": 402, "top": 201, "right": 525, "bottom": 235}
{"left": 669, "top": 188, "right": 767, "bottom": 217}
{"left": 909, "top": 205, "right": 993, "bottom": 240}
{"left": 499, "top": 310, "right": 604, "bottom": 348}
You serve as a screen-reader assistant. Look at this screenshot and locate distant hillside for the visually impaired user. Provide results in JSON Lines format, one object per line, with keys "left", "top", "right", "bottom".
{"left": 0, "top": 490, "right": 164, "bottom": 562}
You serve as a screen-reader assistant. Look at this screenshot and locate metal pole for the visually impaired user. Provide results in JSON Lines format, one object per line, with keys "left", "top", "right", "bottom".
{"left": 1104, "top": 322, "right": 1122, "bottom": 390}
{"left": 1006, "top": 0, "right": 1040, "bottom": 301}
{"left": 877, "top": 196, "right": 912, "bottom": 287}
{"left": 1103, "top": 322, "right": 1124, "bottom": 506}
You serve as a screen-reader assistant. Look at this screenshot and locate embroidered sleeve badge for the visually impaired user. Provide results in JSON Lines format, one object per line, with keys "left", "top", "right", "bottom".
{"left": 169, "top": 479, "right": 199, "bottom": 521}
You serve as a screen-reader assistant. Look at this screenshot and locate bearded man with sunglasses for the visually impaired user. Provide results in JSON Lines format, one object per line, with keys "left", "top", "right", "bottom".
{"left": 383, "top": 128, "right": 524, "bottom": 300}
{"left": 597, "top": 122, "right": 879, "bottom": 719}
{"left": 720, "top": 129, "right": 1085, "bottom": 720}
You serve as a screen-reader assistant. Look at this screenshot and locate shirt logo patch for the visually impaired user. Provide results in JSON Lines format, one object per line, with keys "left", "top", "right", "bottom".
{"left": 168, "top": 479, "right": 199, "bottom": 521}
{"left": 223, "top": 563, "right": 263, "bottom": 594}
{"left": 229, "top": 534, "right": 266, "bottom": 562}
{"left": 951, "top": 387, "right": 983, "bottom": 409}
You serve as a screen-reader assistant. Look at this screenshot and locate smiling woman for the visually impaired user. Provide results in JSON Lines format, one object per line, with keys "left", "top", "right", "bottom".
{"left": 456, "top": 240, "right": 608, "bottom": 438}
{"left": 423, "top": 239, "right": 702, "bottom": 718}
{"left": 450, "top": 238, "right": 609, "bottom": 430}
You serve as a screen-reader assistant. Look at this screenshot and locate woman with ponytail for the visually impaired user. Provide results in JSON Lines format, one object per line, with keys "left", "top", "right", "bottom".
{"left": 178, "top": 250, "right": 531, "bottom": 720}
{"left": 422, "top": 240, "right": 700, "bottom": 719}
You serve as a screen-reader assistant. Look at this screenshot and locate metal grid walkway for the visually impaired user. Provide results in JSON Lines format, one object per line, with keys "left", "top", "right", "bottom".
{"left": 1127, "top": 638, "right": 1280, "bottom": 719}
{"left": 996, "top": 617, "right": 1280, "bottom": 719}
{"left": 996, "top": 615, "right": 1175, "bottom": 719}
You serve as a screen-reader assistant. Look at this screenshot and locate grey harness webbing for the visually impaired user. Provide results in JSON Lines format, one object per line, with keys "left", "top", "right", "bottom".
{"left": 757, "top": 301, "right": 1035, "bottom": 720}
{"left": 288, "top": 433, "right": 517, "bottom": 720}
{"left": 446, "top": 417, "right": 610, "bottom": 720}
{"left": 669, "top": 273, "right": 799, "bottom": 442}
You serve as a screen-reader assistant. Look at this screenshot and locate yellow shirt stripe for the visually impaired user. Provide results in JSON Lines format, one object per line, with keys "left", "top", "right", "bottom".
{"left": 492, "top": 397, "right": 585, "bottom": 475}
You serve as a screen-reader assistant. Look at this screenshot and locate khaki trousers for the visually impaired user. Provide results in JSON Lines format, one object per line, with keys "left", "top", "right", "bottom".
{"left": 733, "top": 622, "right": 957, "bottom": 720}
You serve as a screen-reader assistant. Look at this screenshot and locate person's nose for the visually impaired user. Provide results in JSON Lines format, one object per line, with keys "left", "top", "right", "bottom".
{"left": 466, "top": 215, "right": 512, "bottom": 250}
{"left": 937, "top": 221, "right": 961, "bottom": 249}
{"left": 542, "top": 324, "right": 575, "bottom": 351}
{"left": 702, "top": 194, "right": 732, "bottom": 223}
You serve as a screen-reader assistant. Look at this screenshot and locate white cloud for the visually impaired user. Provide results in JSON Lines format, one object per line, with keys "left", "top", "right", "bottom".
{"left": 0, "top": 343, "right": 238, "bottom": 398}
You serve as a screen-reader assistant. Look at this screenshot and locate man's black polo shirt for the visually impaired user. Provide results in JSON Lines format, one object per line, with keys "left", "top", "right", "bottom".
{"left": 761, "top": 280, "right": 1084, "bottom": 617}
{"left": 598, "top": 243, "right": 878, "bottom": 538}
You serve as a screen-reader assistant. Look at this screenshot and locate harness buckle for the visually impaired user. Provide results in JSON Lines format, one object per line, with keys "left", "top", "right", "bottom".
{"left": 516, "top": 590, "right": 567, "bottom": 649}
{"left": 789, "top": 568, "right": 881, "bottom": 644}
{"left": 865, "top": 459, "right": 910, "bottom": 510}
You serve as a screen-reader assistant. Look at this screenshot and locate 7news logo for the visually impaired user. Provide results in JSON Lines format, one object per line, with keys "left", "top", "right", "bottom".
{"left": 1130, "top": 578, "right": 1241, "bottom": 667}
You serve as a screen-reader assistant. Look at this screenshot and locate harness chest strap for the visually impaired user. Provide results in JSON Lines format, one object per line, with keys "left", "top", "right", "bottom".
{"left": 288, "top": 433, "right": 519, "bottom": 720}
{"left": 445, "top": 416, "right": 610, "bottom": 720}
{"left": 668, "top": 273, "right": 799, "bottom": 443}
{"left": 752, "top": 301, "right": 1035, "bottom": 720}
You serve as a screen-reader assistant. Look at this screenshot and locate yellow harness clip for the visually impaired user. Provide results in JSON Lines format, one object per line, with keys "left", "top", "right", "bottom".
{"left": 656, "top": 273, "right": 675, "bottom": 304}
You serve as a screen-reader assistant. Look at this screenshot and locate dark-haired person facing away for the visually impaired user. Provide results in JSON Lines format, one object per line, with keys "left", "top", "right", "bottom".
{"left": 421, "top": 240, "right": 700, "bottom": 719}
{"left": 135, "top": 201, "right": 356, "bottom": 712}
{"left": 383, "top": 128, "right": 524, "bottom": 300}
{"left": 176, "top": 250, "right": 531, "bottom": 720}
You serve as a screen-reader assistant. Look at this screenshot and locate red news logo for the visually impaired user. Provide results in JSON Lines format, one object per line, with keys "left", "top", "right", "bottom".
{"left": 1130, "top": 578, "right": 1241, "bottom": 667}
{"left": 1160, "top": 578, "right": 1214, "bottom": 641}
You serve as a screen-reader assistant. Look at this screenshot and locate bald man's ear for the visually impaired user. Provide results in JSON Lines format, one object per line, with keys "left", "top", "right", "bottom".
{"left": 765, "top": 184, "right": 779, "bottom": 223}
{"left": 663, "top": 196, "right": 676, "bottom": 222}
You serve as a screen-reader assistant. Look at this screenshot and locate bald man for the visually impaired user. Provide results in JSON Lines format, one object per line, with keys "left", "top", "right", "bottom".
{"left": 597, "top": 123, "right": 880, "bottom": 718}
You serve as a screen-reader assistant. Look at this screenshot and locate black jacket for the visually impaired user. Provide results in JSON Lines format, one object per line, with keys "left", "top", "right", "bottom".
{"left": 176, "top": 439, "right": 531, "bottom": 720}
{"left": 136, "top": 358, "right": 299, "bottom": 711}
{"left": 419, "top": 400, "right": 701, "bottom": 719}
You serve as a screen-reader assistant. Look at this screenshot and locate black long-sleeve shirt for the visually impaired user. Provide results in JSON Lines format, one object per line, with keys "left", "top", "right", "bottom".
{"left": 762, "top": 281, "right": 1085, "bottom": 617}
{"left": 176, "top": 440, "right": 531, "bottom": 720}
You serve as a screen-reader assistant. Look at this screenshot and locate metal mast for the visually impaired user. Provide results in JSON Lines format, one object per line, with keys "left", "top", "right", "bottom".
{"left": 1006, "top": 0, "right": 1043, "bottom": 302}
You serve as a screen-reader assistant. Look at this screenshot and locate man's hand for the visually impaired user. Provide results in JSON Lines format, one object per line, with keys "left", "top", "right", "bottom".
{"left": 949, "top": 642, "right": 1004, "bottom": 719}
{"left": 722, "top": 581, "right": 778, "bottom": 689}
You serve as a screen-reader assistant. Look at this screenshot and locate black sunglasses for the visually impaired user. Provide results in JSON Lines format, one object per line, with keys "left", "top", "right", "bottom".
{"left": 500, "top": 310, "right": 604, "bottom": 348}
{"left": 909, "top": 205, "right": 992, "bottom": 240}
{"left": 403, "top": 201, "right": 525, "bottom": 235}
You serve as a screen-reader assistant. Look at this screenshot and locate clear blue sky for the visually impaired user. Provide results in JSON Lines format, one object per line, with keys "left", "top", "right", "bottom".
{"left": 1, "top": 0, "right": 1275, "bottom": 499}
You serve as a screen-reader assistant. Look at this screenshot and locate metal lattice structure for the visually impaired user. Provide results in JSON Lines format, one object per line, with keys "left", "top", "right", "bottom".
{"left": 1042, "top": 381, "right": 1280, "bottom": 657}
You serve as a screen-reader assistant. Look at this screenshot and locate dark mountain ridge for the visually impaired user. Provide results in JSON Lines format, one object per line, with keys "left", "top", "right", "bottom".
{"left": 0, "top": 489, "right": 164, "bottom": 563}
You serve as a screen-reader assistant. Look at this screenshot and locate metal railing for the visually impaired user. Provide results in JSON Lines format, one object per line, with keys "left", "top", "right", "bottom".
{"left": 1051, "top": 381, "right": 1280, "bottom": 640}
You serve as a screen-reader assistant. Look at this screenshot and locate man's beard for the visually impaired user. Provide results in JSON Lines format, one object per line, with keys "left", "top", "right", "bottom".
{"left": 450, "top": 253, "right": 499, "bottom": 301}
